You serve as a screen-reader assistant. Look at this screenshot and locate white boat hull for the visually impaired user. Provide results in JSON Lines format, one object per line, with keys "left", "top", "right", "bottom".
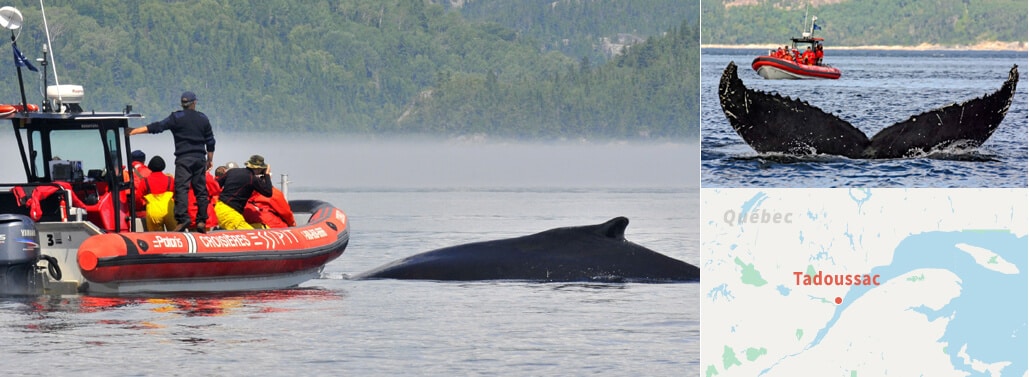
{"left": 82, "top": 267, "right": 325, "bottom": 294}
{"left": 756, "top": 65, "right": 820, "bottom": 80}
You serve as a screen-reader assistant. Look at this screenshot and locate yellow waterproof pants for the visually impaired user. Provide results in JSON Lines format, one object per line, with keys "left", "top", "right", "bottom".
{"left": 215, "top": 201, "right": 253, "bottom": 230}
{"left": 144, "top": 192, "right": 177, "bottom": 231}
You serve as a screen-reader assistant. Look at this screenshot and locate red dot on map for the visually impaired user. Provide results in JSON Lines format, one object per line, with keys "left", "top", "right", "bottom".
{"left": 834, "top": 297, "right": 842, "bottom": 305}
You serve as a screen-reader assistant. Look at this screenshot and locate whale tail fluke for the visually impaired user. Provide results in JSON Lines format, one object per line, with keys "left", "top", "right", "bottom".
{"left": 866, "top": 64, "right": 1019, "bottom": 158}
{"left": 717, "top": 62, "right": 1019, "bottom": 159}
{"left": 718, "top": 61, "right": 869, "bottom": 158}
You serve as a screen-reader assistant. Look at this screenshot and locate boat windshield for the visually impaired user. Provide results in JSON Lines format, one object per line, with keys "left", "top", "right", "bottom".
{"left": 28, "top": 128, "right": 120, "bottom": 183}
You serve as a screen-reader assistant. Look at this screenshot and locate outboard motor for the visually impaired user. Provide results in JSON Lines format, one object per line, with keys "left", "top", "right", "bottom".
{"left": 0, "top": 214, "right": 59, "bottom": 295}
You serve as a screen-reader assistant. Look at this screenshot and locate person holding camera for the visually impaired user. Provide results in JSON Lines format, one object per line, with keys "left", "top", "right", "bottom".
{"left": 214, "top": 155, "right": 273, "bottom": 230}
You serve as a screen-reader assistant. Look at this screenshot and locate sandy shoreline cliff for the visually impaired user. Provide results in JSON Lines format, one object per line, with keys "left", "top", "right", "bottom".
{"left": 702, "top": 40, "right": 1028, "bottom": 51}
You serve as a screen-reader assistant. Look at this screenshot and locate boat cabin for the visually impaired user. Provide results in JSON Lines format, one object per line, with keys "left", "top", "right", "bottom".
{"left": 0, "top": 109, "right": 144, "bottom": 232}
{"left": 789, "top": 36, "right": 823, "bottom": 55}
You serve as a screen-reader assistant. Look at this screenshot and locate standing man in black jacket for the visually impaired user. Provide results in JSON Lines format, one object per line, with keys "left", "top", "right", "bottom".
{"left": 129, "top": 91, "right": 215, "bottom": 232}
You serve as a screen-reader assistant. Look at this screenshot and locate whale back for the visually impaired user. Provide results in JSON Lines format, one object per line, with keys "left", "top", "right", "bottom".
{"left": 353, "top": 217, "right": 699, "bottom": 282}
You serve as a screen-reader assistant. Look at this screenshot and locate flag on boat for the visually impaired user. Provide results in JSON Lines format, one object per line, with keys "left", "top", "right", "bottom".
{"left": 813, "top": 23, "right": 822, "bottom": 31}
{"left": 13, "top": 44, "right": 37, "bottom": 72}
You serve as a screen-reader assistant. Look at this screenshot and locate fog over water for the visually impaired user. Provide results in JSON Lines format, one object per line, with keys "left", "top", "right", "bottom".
{"left": 0, "top": 131, "right": 698, "bottom": 189}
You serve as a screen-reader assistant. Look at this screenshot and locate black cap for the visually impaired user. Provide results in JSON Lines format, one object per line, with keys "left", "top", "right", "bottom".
{"left": 181, "top": 91, "right": 197, "bottom": 104}
{"left": 130, "top": 150, "right": 146, "bottom": 163}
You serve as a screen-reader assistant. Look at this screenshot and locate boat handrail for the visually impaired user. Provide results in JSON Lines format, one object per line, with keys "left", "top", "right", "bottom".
{"left": 0, "top": 181, "right": 69, "bottom": 189}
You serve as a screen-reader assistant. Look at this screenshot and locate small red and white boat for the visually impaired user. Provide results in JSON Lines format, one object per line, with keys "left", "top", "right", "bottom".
{"left": 751, "top": 16, "right": 841, "bottom": 80}
{"left": 0, "top": 104, "right": 352, "bottom": 295}
{"left": 0, "top": 5, "right": 349, "bottom": 295}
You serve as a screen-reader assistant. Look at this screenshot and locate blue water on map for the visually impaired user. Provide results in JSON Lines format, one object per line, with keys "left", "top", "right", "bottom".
{"left": 702, "top": 49, "right": 1029, "bottom": 187}
{"left": 810, "top": 230, "right": 1028, "bottom": 376}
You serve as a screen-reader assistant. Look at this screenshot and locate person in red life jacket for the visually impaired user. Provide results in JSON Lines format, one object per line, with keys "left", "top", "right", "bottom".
{"left": 801, "top": 47, "right": 816, "bottom": 66}
{"left": 243, "top": 187, "right": 295, "bottom": 229}
{"left": 122, "top": 150, "right": 152, "bottom": 217}
{"left": 140, "top": 156, "right": 177, "bottom": 231}
{"left": 815, "top": 43, "right": 824, "bottom": 65}
{"left": 215, "top": 155, "right": 273, "bottom": 230}
{"left": 125, "top": 150, "right": 152, "bottom": 182}
{"left": 129, "top": 91, "right": 215, "bottom": 233}
{"left": 186, "top": 170, "right": 221, "bottom": 232}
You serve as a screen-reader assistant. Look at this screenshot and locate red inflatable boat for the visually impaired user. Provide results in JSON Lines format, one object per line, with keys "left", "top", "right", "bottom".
{"left": 752, "top": 55, "right": 841, "bottom": 80}
{"left": 77, "top": 200, "right": 349, "bottom": 294}
{"left": 0, "top": 4, "right": 347, "bottom": 296}
{"left": 751, "top": 15, "right": 841, "bottom": 80}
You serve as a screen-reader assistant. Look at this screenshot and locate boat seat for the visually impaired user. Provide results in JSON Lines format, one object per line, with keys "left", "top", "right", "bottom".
{"left": 8, "top": 184, "right": 69, "bottom": 222}
{"left": 9, "top": 182, "right": 129, "bottom": 230}
{"left": 0, "top": 189, "right": 33, "bottom": 218}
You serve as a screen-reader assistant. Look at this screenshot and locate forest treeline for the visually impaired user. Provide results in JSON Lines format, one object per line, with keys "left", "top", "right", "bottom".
{"left": 0, "top": 0, "right": 699, "bottom": 140}
{"left": 402, "top": 19, "right": 698, "bottom": 138}
{"left": 702, "top": 0, "right": 1027, "bottom": 47}
{"left": 457, "top": 0, "right": 700, "bottom": 65}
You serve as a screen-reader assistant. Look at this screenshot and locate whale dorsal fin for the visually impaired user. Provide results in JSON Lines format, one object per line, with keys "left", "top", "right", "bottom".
{"left": 595, "top": 217, "right": 629, "bottom": 239}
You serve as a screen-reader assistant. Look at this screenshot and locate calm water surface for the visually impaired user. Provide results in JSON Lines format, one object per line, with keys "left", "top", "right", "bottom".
{"left": 701, "top": 48, "right": 1028, "bottom": 187}
{"left": 0, "top": 141, "right": 698, "bottom": 376}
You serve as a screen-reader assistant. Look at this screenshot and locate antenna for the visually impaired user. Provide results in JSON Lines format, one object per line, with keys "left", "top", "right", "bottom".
{"left": 2, "top": 6, "right": 31, "bottom": 113}
{"left": 801, "top": 3, "right": 808, "bottom": 34}
{"left": 40, "top": 0, "right": 62, "bottom": 109}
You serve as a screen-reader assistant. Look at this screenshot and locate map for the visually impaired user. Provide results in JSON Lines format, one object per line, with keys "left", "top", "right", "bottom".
{"left": 701, "top": 189, "right": 1027, "bottom": 377}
